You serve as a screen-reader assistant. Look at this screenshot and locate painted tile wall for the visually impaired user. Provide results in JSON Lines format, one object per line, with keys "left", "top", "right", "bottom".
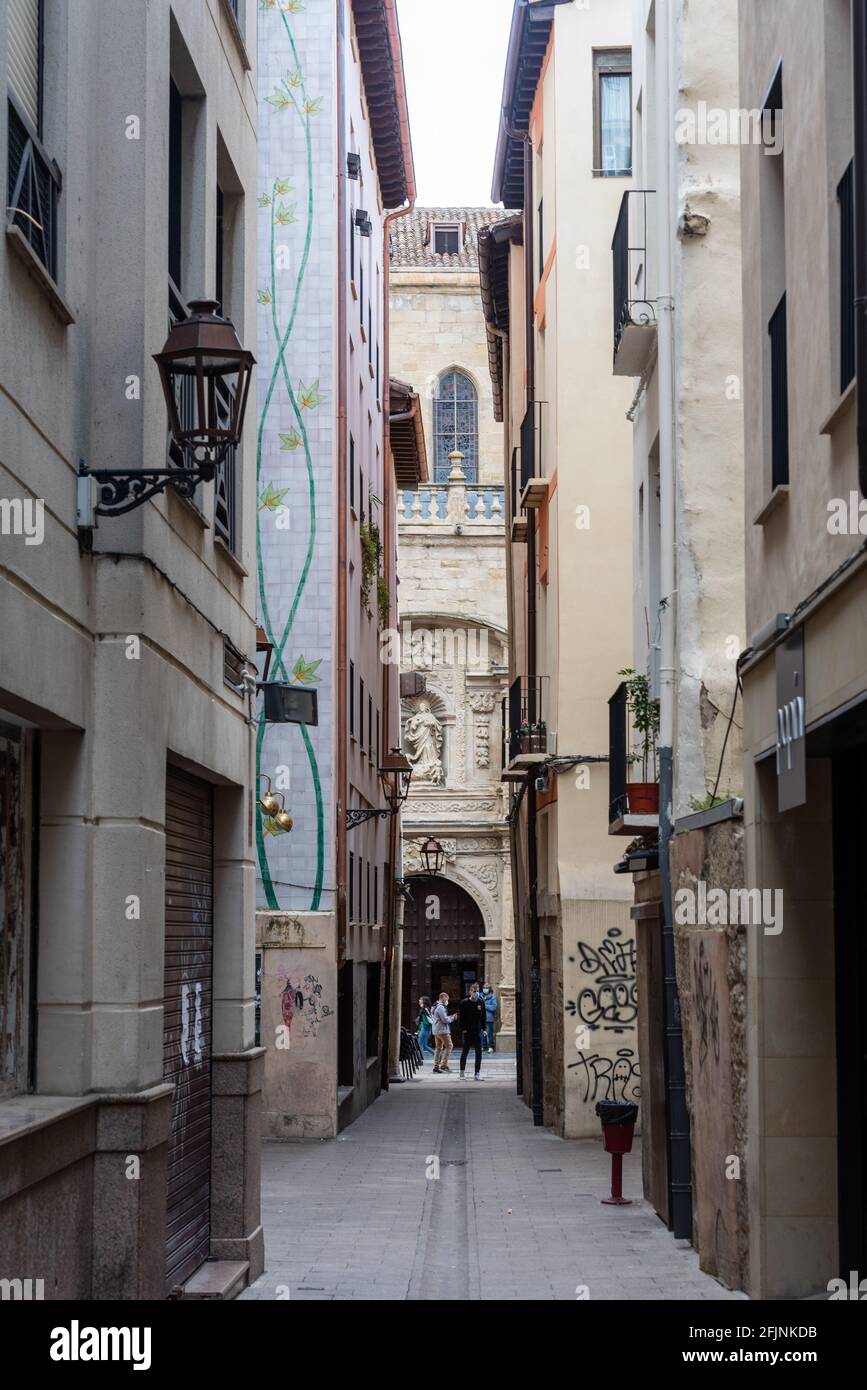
{"left": 256, "top": 0, "right": 336, "bottom": 912}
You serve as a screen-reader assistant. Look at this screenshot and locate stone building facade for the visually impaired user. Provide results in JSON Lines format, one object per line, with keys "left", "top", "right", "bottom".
{"left": 390, "top": 209, "right": 515, "bottom": 1047}
{"left": 0, "top": 0, "right": 261, "bottom": 1298}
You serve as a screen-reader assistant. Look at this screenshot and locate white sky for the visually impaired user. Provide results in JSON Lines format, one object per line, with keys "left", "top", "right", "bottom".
{"left": 396, "top": 0, "right": 514, "bottom": 207}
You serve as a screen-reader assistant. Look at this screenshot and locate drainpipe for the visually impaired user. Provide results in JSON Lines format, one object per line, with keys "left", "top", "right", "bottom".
{"left": 655, "top": 0, "right": 692, "bottom": 1239}
{"left": 522, "top": 125, "right": 543, "bottom": 1128}
{"left": 378, "top": 0, "right": 417, "bottom": 1093}
{"left": 336, "top": 0, "right": 348, "bottom": 971}
{"left": 854, "top": 0, "right": 867, "bottom": 495}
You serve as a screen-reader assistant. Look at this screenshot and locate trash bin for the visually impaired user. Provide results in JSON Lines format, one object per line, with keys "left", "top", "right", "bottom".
{"left": 595, "top": 1100, "right": 638, "bottom": 1154}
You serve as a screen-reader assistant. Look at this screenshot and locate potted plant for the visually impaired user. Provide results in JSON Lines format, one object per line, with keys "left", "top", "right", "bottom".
{"left": 531, "top": 720, "right": 547, "bottom": 753}
{"left": 619, "top": 668, "right": 660, "bottom": 814}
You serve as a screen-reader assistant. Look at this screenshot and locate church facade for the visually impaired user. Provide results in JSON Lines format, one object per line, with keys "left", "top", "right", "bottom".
{"left": 389, "top": 209, "right": 515, "bottom": 1048}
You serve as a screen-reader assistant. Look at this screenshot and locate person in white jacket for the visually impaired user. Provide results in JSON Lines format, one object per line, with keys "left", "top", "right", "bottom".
{"left": 431, "top": 993, "right": 457, "bottom": 1073}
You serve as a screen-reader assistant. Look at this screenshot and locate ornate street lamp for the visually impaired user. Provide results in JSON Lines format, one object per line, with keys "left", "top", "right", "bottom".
{"left": 77, "top": 299, "right": 255, "bottom": 522}
{"left": 419, "top": 836, "right": 445, "bottom": 876}
{"left": 345, "top": 750, "right": 413, "bottom": 830}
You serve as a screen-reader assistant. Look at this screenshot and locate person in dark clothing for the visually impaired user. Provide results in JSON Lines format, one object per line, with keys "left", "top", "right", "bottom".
{"left": 458, "top": 984, "right": 487, "bottom": 1079}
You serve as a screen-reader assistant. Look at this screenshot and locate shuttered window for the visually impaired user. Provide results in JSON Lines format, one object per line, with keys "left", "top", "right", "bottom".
{"left": 8, "top": 0, "right": 42, "bottom": 134}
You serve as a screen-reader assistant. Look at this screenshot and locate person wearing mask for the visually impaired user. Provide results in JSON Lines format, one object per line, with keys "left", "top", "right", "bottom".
{"left": 416, "top": 996, "right": 435, "bottom": 1056}
{"left": 458, "top": 983, "right": 487, "bottom": 1080}
{"left": 431, "top": 992, "right": 457, "bottom": 1073}
{"left": 481, "top": 982, "right": 498, "bottom": 1052}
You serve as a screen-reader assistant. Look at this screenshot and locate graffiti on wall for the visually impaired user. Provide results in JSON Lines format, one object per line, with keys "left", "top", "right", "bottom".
{"left": 564, "top": 926, "right": 637, "bottom": 1033}
{"left": 568, "top": 1047, "right": 641, "bottom": 1104}
{"left": 280, "top": 973, "right": 334, "bottom": 1041}
{"left": 692, "top": 937, "right": 720, "bottom": 1071}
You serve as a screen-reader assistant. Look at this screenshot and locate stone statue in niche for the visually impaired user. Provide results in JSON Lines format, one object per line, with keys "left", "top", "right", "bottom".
{"left": 403, "top": 699, "right": 444, "bottom": 785}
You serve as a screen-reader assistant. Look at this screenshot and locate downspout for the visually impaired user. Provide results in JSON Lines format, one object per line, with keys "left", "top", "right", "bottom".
{"left": 854, "top": 0, "right": 867, "bottom": 495}
{"left": 656, "top": 0, "right": 692, "bottom": 1239}
{"left": 378, "top": 0, "right": 417, "bottom": 1092}
{"left": 336, "top": 0, "right": 348, "bottom": 968}
{"left": 522, "top": 110, "right": 543, "bottom": 1128}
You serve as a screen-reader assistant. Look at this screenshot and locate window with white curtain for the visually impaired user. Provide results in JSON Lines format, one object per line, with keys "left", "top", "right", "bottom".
{"left": 594, "top": 49, "right": 632, "bottom": 176}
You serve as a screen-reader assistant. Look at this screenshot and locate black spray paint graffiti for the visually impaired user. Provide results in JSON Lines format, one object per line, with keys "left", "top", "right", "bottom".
{"left": 280, "top": 973, "right": 334, "bottom": 1040}
{"left": 565, "top": 926, "right": 637, "bottom": 1033}
{"left": 568, "top": 1047, "right": 641, "bottom": 1104}
{"left": 693, "top": 939, "right": 720, "bottom": 1071}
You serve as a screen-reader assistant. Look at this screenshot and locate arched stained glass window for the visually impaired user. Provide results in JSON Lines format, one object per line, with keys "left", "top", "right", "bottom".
{"left": 433, "top": 370, "right": 478, "bottom": 483}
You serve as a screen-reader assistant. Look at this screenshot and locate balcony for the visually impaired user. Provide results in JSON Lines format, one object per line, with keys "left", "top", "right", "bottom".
{"left": 608, "top": 680, "right": 659, "bottom": 837}
{"left": 503, "top": 676, "right": 552, "bottom": 774}
{"left": 397, "top": 485, "right": 504, "bottom": 527}
{"left": 518, "top": 404, "right": 547, "bottom": 510}
{"left": 612, "top": 190, "right": 656, "bottom": 377}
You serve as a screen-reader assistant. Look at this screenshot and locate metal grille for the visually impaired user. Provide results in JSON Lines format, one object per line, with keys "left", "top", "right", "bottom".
{"left": 164, "top": 766, "right": 214, "bottom": 1295}
{"left": 839, "top": 161, "right": 855, "bottom": 393}
{"left": 6, "top": 97, "right": 59, "bottom": 278}
{"left": 768, "top": 293, "right": 789, "bottom": 488}
{"left": 433, "top": 371, "right": 478, "bottom": 482}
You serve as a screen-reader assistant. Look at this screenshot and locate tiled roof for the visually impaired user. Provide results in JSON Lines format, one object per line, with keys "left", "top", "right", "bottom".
{"left": 389, "top": 207, "right": 518, "bottom": 270}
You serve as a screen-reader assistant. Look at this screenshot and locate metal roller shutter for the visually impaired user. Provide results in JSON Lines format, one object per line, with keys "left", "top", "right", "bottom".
{"left": 8, "top": 0, "right": 41, "bottom": 132}
{"left": 163, "top": 765, "right": 214, "bottom": 1296}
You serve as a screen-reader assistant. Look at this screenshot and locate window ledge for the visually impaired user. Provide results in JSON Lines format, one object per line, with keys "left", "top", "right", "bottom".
{"left": 350, "top": 278, "right": 359, "bottom": 301}
{"left": 168, "top": 485, "right": 210, "bottom": 529}
{"left": 214, "top": 534, "right": 248, "bottom": 576}
{"left": 219, "top": 0, "right": 253, "bottom": 71}
{"left": 360, "top": 322, "right": 367, "bottom": 344}
{"left": 753, "top": 483, "right": 789, "bottom": 526}
{"left": 368, "top": 360, "right": 375, "bottom": 379}
{"left": 820, "top": 378, "right": 856, "bottom": 436}
{"left": 6, "top": 224, "right": 75, "bottom": 325}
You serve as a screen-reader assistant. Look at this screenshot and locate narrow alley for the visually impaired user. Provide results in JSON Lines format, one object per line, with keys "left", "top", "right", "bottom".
{"left": 242, "top": 1061, "right": 742, "bottom": 1303}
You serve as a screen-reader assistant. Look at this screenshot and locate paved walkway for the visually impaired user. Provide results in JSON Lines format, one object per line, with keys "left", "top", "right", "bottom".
{"left": 241, "top": 1055, "right": 744, "bottom": 1301}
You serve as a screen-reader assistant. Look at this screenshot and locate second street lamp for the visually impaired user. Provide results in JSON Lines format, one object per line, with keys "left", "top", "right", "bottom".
{"left": 419, "top": 836, "right": 445, "bottom": 876}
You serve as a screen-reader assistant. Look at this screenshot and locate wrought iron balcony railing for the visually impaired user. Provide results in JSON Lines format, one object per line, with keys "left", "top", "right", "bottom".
{"left": 612, "top": 189, "right": 656, "bottom": 376}
{"left": 507, "top": 675, "right": 550, "bottom": 764}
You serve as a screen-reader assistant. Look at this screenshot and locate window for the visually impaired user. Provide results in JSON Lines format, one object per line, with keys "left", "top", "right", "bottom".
{"left": 769, "top": 293, "right": 789, "bottom": 487}
{"left": 366, "top": 963, "right": 381, "bottom": 1056}
{"left": 7, "top": 0, "right": 61, "bottom": 280}
{"left": 376, "top": 709, "right": 380, "bottom": 768}
{"left": 169, "top": 78, "right": 183, "bottom": 289}
{"left": 433, "top": 222, "right": 461, "bottom": 256}
{"left": 350, "top": 196, "right": 356, "bottom": 282}
{"left": 839, "top": 160, "right": 855, "bottom": 393}
{"left": 594, "top": 50, "right": 632, "bottom": 176}
{"left": 216, "top": 185, "right": 225, "bottom": 312}
{"left": 368, "top": 301, "right": 372, "bottom": 364}
{"left": 538, "top": 198, "right": 544, "bottom": 279}
{"left": 359, "top": 678, "right": 365, "bottom": 749}
{"left": 366, "top": 861, "right": 371, "bottom": 922}
{"left": 433, "top": 371, "right": 479, "bottom": 482}
{"left": 350, "top": 661, "right": 355, "bottom": 737}
{"left": 374, "top": 866, "right": 379, "bottom": 924}
{"left": 368, "top": 694, "right": 373, "bottom": 758}
{"left": 349, "top": 433, "right": 356, "bottom": 510}
{"left": 349, "top": 852, "right": 355, "bottom": 921}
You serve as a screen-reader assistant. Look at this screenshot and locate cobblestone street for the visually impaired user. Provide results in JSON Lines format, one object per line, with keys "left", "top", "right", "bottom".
{"left": 242, "top": 1058, "right": 745, "bottom": 1302}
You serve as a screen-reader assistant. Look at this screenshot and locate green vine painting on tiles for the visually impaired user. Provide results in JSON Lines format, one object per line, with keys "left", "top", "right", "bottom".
{"left": 256, "top": 0, "right": 331, "bottom": 911}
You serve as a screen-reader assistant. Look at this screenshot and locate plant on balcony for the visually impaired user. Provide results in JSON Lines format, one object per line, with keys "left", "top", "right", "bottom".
{"left": 619, "top": 668, "right": 660, "bottom": 814}
{"left": 359, "top": 518, "right": 380, "bottom": 616}
{"left": 377, "top": 574, "right": 390, "bottom": 630}
{"left": 516, "top": 719, "right": 547, "bottom": 754}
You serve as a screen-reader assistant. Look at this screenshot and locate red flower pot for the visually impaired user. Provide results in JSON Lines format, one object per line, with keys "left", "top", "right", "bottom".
{"left": 626, "top": 782, "right": 659, "bottom": 815}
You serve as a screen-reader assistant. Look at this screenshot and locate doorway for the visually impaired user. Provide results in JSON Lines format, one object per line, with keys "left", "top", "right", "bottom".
{"left": 401, "top": 875, "right": 485, "bottom": 1043}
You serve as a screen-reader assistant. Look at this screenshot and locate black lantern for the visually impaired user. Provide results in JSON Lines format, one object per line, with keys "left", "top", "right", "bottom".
{"left": 154, "top": 298, "right": 255, "bottom": 475}
{"left": 76, "top": 298, "right": 255, "bottom": 525}
{"left": 379, "top": 750, "right": 413, "bottom": 811}
{"left": 419, "top": 837, "right": 444, "bottom": 876}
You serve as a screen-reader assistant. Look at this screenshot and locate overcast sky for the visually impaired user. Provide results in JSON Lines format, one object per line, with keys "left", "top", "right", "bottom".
{"left": 396, "top": 0, "right": 514, "bottom": 208}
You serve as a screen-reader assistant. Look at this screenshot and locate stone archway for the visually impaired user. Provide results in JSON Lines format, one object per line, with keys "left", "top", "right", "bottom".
{"left": 401, "top": 875, "right": 486, "bottom": 1039}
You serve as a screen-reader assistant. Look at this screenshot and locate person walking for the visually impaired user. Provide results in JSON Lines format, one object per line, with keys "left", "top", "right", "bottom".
{"left": 431, "top": 993, "right": 457, "bottom": 1073}
{"left": 416, "top": 996, "right": 435, "bottom": 1056}
{"left": 458, "top": 983, "right": 487, "bottom": 1080}
{"left": 481, "top": 982, "right": 498, "bottom": 1052}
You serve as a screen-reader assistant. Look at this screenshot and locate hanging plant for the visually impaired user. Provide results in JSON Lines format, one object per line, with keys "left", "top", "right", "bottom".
{"left": 359, "top": 519, "right": 380, "bottom": 614}
{"left": 377, "top": 574, "right": 390, "bottom": 629}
